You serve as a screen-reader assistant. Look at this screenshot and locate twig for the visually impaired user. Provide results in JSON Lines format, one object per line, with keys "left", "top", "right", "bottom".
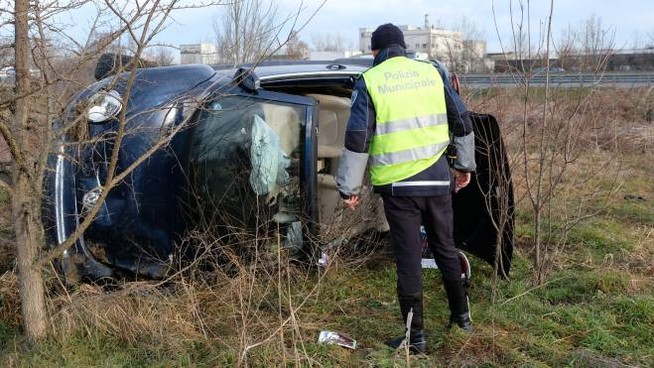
{"left": 498, "top": 276, "right": 570, "bottom": 307}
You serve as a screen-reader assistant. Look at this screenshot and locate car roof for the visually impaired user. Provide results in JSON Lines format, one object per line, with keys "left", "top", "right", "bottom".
{"left": 213, "top": 59, "right": 370, "bottom": 82}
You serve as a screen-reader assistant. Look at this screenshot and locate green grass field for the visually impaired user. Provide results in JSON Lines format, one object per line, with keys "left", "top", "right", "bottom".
{"left": 1, "top": 87, "right": 653, "bottom": 367}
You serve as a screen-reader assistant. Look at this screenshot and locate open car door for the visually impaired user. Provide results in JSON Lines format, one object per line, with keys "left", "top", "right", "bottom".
{"left": 452, "top": 112, "right": 514, "bottom": 277}
{"left": 447, "top": 71, "right": 514, "bottom": 277}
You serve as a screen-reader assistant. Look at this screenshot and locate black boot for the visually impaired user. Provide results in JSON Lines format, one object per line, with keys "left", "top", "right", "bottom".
{"left": 385, "top": 292, "right": 427, "bottom": 354}
{"left": 443, "top": 278, "right": 473, "bottom": 333}
{"left": 448, "top": 312, "right": 473, "bottom": 333}
{"left": 386, "top": 329, "right": 427, "bottom": 354}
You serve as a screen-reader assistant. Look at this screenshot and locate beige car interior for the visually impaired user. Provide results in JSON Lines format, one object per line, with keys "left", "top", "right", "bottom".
{"left": 261, "top": 103, "right": 301, "bottom": 157}
{"left": 307, "top": 93, "right": 389, "bottom": 242}
{"left": 261, "top": 94, "right": 388, "bottom": 245}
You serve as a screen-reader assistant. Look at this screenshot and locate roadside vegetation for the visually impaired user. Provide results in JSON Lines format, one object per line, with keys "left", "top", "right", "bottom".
{"left": 1, "top": 86, "right": 652, "bottom": 367}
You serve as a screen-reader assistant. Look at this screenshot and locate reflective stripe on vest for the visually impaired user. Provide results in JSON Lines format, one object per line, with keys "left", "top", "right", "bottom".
{"left": 363, "top": 57, "right": 449, "bottom": 186}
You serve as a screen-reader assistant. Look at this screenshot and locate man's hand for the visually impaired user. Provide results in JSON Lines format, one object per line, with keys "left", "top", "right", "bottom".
{"left": 343, "top": 195, "right": 360, "bottom": 210}
{"left": 453, "top": 170, "right": 471, "bottom": 193}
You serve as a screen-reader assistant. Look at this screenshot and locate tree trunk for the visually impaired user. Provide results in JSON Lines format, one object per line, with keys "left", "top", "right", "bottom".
{"left": 14, "top": 0, "right": 48, "bottom": 342}
{"left": 13, "top": 178, "right": 48, "bottom": 342}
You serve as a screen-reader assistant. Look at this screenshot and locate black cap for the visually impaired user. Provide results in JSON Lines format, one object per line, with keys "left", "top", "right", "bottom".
{"left": 371, "top": 23, "right": 406, "bottom": 51}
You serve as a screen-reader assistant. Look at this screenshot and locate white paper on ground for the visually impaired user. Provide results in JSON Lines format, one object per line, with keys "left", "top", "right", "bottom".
{"left": 318, "top": 331, "right": 357, "bottom": 349}
{"left": 421, "top": 258, "right": 439, "bottom": 269}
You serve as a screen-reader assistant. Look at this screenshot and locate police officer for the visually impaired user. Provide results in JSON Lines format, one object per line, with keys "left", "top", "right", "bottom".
{"left": 336, "top": 23, "right": 476, "bottom": 353}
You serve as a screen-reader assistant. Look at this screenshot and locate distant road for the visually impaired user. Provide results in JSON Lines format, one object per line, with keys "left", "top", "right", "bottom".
{"left": 3, "top": 70, "right": 653, "bottom": 89}
{"left": 458, "top": 72, "right": 654, "bottom": 89}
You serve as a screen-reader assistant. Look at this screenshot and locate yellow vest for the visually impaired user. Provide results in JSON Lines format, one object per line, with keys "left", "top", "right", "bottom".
{"left": 362, "top": 57, "right": 450, "bottom": 186}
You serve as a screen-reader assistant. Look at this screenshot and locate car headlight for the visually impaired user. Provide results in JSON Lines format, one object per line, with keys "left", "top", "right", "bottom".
{"left": 87, "top": 90, "right": 123, "bottom": 123}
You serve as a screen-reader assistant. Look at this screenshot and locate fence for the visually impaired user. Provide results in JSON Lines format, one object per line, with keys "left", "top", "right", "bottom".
{"left": 458, "top": 72, "right": 654, "bottom": 89}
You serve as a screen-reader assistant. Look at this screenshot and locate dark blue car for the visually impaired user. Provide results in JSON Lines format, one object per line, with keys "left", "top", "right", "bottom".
{"left": 44, "top": 55, "right": 514, "bottom": 282}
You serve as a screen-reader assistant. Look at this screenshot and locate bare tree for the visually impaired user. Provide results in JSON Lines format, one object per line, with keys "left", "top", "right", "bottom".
{"left": 492, "top": 1, "right": 622, "bottom": 284}
{"left": 213, "top": 0, "right": 280, "bottom": 64}
{"left": 510, "top": 0, "right": 532, "bottom": 62}
{"left": 490, "top": 0, "right": 537, "bottom": 75}
{"left": 3, "top": 0, "right": 225, "bottom": 342}
{"left": 310, "top": 32, "right": 352, "bottom": 52}
{"left": 145, "top": 45, "right": 177, "bottom": 65}
{"left": 11, "top": 0, "right": 48, "bottom": 341}
{"left": 3, "top": 0, "right": 325, "bottom": 344}
{"left": 444, "top": 16, "right": 489, "bottom": 73}
{"left": 557, "top": 15, "right": 615, "bottom": 72}
{"left": 286, "top": 31, "right": 309, "bottom": 60}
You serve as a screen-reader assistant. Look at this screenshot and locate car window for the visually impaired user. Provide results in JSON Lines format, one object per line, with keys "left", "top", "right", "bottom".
{"left": 190, "top": 95, "right": 306, "bottom": 216}
{"left": 249, "top": 114, "right": 290, "bottom": 195}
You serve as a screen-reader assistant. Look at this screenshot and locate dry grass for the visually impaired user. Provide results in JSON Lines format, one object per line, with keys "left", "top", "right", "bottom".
{"left": 48, "top": 282, "right": 205, "bottom": 350}
{"left": 1, "top": 87, "right": 653, "bottom": 367}
{"left": 465, "top": 87, "right": 654, "bottom": 154}
{"left": 37, "top": 225, "right": 377, "bottom": 365}
{"left": 0, "top": 271, "right": 20, "bottom": 330}
{"left": 463, "top": 86, "right": 653, "bottom": 277}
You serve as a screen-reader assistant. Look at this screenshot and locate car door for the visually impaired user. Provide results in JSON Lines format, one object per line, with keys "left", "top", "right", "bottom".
{"left": 452, "top": 113, "right": 514, "bottom": 277}
{"left": 187, "top": 88, "right": 318, "bottom": 258}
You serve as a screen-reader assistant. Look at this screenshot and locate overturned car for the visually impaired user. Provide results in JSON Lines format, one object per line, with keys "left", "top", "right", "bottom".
{"left": 44, "top": 55, "right": 514, "bottom": 282}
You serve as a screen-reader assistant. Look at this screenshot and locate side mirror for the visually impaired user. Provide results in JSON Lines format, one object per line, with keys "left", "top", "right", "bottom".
{"left": 232, "top": 67, "right": 260, "bottom": 93}
{"left": 94, "top": 53, "right": 155, "bottom": 81}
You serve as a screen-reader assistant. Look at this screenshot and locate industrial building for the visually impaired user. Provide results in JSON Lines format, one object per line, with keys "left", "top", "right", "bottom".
{"left": 358, "top": 15, "right": 489, "bottom": 73}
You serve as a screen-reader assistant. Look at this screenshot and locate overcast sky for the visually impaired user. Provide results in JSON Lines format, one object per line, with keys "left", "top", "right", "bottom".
{"left": 148, "top": 0, "right": 654, "bottom": 52}
{"left": 56, "top": 0, "right": 654, "bottom": 54}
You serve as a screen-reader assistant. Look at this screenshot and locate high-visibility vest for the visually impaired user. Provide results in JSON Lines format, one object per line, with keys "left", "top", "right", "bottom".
{"left": 363, "top": 57, "right": 450, "bottom": 186}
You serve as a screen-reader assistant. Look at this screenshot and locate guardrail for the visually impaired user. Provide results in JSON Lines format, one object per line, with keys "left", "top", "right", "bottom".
{"left": 3, "top": 70, "right": 653, "bottom": 89}
{"left": 458, "top": 72, "right": 654, "bottom": 88}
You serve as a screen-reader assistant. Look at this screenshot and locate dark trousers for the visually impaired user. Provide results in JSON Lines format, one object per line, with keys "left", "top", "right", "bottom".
{"left": 382, "top": 194, "right": 467, "bottom": 325}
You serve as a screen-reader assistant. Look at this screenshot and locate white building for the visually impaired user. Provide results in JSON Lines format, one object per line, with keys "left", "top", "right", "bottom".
{"left": 180, "top": 43, "right": 219, "bottom": 65}
{"left": 359, "top": 15, "right": 488, "bottom": 72}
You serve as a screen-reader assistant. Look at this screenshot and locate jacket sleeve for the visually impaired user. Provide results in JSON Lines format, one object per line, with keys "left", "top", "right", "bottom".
{"left": 336, "top": 77, "right": 375, "bottom": 197}
{"left": 436, "top": 65, "right": 477, "bottom": 172}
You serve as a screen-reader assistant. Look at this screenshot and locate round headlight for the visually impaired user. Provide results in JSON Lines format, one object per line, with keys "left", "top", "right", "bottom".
{"left": 87, "top": 90, "right": 123, "bottom": 123}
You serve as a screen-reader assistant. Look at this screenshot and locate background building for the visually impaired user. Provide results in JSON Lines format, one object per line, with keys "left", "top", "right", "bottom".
{"left": 358, "top": 15, "right": 489, "bottom": 73}
{"left": 180, "top": 43, "right": 219, "bottom": 65}
{"left": 491, "top": 48, "right": 654, "bottom": 73}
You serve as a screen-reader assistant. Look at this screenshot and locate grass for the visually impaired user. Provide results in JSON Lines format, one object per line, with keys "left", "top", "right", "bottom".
{"left": 5, "top": 333, "right": 234, "bottom": 367}
{"left": 1, "top": 88, "right": 653, "bottom": 367}
{"left": 2, "top": 238, "right": 652, "bottom": 367}
{"left": 0, "top": 321, "right": 15, "bottom": 352}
